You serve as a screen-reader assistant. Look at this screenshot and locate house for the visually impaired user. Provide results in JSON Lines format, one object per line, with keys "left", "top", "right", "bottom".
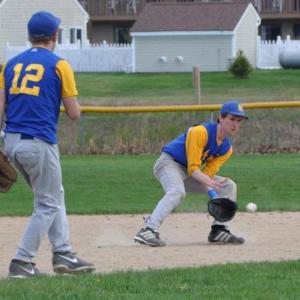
{"left": 130, "top": 2, "right": 261, "bottom": 72}
{"left": 78, "top": 0, "right": 143, "bottom": 44}
{"left": 251, "top": 0, "right": 300, "bottom": 40}
{"left": 80, "top": 0, "right": 300, "bottom": 44}
{"left": 0, "top": 0, "right": 89, "bottom": 63}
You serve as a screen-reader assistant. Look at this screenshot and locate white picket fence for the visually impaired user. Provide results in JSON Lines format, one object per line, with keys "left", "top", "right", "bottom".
{"left": 257, "top": 35, "right": 300, "bottom": 69}
{"left": 6, "top": 41, "right": 134, "bottom": 73}
{"left": 6, "top": 36, "right": 300, "bottom": 71}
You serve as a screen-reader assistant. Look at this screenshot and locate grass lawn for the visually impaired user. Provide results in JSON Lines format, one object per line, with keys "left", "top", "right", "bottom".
{"left": 0, "top": 153, "right": 299, "bottom": 216}
{"left": 1, "top": 260, "right": 299, "bottom": 299}
{"left": 75, "top": 69, "right": 300, "bottom": 105}
{"left": 0, "top": 154, "right": 299, "bottom": 298}
{"left": 1, "top": 70, "right": 300, "bottom": 298}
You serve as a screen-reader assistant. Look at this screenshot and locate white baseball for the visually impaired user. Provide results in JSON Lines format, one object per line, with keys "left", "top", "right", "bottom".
{"left": 246, "top": 202, "right": 257, "bottom": 213}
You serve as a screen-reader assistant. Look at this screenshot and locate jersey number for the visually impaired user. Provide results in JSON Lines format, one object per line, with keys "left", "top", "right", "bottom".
{"left": 9, "top": 63, "right": 44, "bottom": 96}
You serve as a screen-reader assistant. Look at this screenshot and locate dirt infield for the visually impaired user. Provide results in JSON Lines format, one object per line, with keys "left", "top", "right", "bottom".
{"left": 0, "top": 212, "right": 299, "bottom": 278}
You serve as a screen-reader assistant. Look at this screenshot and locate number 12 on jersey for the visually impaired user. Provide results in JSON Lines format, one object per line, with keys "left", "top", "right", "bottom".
{"left": 9, "top": 63, "right": 44, "bottom": 96}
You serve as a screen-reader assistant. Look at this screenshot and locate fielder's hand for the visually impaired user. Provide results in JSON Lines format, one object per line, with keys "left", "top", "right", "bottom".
{"left": 207, "top": 189, "right": 238, "bottom": 222}
{"left": 207, "top": 197, "right": 238, "bottom": 222}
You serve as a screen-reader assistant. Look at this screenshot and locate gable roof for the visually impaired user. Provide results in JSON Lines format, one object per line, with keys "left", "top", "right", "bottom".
{"left": 131, "top": 2, "right": 250, "bottom": 33}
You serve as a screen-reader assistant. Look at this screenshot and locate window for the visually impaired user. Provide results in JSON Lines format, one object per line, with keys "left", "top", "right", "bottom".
{"left": 58, "top": 28, "right": 63, "bottom": 44}
{"left": 114, "top": 27, "right": 131, "bottom": 44}
{"left": 260, "top": 24, "right": 281, "bottom": 41}
{"left": 294, "top": 24, "right": 300, "bottom": 39}
{"left": 70, "top": 28, "right": 82, "bottom": 44}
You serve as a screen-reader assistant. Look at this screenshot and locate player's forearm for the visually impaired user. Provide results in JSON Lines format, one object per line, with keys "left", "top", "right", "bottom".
{"left": 190, "top": 169, "right": 218, "bottom": 191}
{"left": 0, "top": 90, "right": 5, "bottom": 129}
{"left": 62, "top": 96, "right": 81, "bottom": 121}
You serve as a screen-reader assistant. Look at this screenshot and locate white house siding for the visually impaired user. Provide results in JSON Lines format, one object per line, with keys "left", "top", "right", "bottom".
{"left": 0, "top": 0, "right": 88, "bottom": 63}
{"left": 234, "top": 5, "right": 260, "bottom": 67}
{"left": 134, "top": 35, "right": 233, "bottom": 72}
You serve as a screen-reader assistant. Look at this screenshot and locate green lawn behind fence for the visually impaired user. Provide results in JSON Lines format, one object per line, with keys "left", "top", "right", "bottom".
{"left": 75, "top": 70, "right": 300, "bottom": 105}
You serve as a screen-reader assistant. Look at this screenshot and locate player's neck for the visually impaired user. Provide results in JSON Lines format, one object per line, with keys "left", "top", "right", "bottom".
{"left": 216, "top": 124, "right": 226, "bottom": 142}
{"left": 31, "top": 41, "right": 56, "bottom": 52}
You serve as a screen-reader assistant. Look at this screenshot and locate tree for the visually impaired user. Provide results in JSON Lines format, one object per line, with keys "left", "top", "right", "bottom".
{"left": 229, "top": 50, "right": 253, "bottom": 79}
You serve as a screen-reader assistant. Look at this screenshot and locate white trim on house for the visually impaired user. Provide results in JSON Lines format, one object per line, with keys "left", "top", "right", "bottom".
{"left": 132, "top": 37, "right": 136, "bottom": 72}
{"left": 231, "top": 35, "right": 236, "bottom": 58}
{"left": 69, "top": 26, "right": 84, "bottom": 44}
{"left": 233, "top": 3, "right": 261, "bottom": 35}
{"left": 131, "top": 31, "right": 234, "bottom": 37}
{"left": 0, "top": 0, "right": 7, "bottom": 9}
{"left": 73, "top": 0, "right": 89, "bottom": 40}
{"left": 73, "top": 0, "right": 89, "bottom": 19}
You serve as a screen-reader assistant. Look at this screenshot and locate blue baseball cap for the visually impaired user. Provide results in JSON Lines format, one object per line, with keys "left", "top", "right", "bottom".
{"left": 220, "top": 101, "right": 248, "bottom": 119}
{"left": 28, "top": 11, "right": 61, "bottom": 38}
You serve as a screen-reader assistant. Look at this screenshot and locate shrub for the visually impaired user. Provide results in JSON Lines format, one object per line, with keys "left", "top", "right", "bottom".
{"left": 229, "top": 50, "right": 253, "bottom": 79}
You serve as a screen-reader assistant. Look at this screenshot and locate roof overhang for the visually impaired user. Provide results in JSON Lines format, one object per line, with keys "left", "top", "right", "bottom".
{"left": 233, "top": 3, "right": 261, "bottom": 33}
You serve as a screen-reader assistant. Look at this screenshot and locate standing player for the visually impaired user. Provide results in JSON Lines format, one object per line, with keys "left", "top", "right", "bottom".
{"left": 0, "top": 11, "right": 95, "bottom": 278}
{"left": 134, "top": 101, "right": 247, "bottom": 247}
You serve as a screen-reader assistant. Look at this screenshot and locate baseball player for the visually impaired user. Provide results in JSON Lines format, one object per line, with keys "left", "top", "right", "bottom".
{"left": 0, "top": 11, "right": 95, "bottom": 278}
{"left": 134, "top": 101, "right": 247, "bottom": 247}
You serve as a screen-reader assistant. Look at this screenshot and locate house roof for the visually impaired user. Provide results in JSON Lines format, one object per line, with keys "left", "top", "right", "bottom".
{"left": 131, "top": 2, "right": 250, "bottom": 33}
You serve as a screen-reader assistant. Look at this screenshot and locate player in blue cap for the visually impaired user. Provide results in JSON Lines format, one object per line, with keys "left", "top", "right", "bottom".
{"left": 134, "top": 101, "right": 248, "bottom": 247}
{"left": 0, "top": 11, "right": 95, "bottom": 277}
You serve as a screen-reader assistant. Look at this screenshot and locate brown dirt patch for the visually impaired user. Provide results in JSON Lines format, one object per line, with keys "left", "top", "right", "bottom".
{"left": 1, "top": 212, "right": 300, "bottom": 278}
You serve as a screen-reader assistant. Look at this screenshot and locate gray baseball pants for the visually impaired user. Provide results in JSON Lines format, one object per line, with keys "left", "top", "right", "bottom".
{"left": 145, "top": 152, "right": 237, "bottom": 230}
{"left": 4, "top": 133, "right": 72, "bottom": 262}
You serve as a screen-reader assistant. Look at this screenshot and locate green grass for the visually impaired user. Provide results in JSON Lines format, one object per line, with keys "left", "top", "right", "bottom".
{"left": 2, "top": 70, "right": 300, "bottom": 299}
{"left": 1, "top": 260, "right": 300, "bottom": 299}
{"left": 75, "top": 69, "right": 300, "bottom": 105}
{"left": 1, "top": 154, "right": 300, "bottom": 216}
{"left": 76, "top": 72, "right": 194, "bottom": 103}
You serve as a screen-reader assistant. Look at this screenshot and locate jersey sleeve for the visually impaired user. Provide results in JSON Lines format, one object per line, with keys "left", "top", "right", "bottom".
{"left": 55, "top": 60, "right": 78, "bottom": 98}
{"left": 185, "top": 125, "right": 208, "bottom": 176}
{"left": 202, "top": 147, "right": 233, "bottom": 177}
{"left": 0, "top": 64, "right": 5, "bottom": 90}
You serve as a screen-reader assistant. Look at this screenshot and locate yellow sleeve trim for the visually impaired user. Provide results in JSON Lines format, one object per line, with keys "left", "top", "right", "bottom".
{"left": 55, "top": 60, "right": 78, "bottom": 98}
{"left": 186, "top": 125, "right": 208, "bottom": 176}
{"left": 202, "top": 147, "right": 233, "bottom": 177}
{"left": 0, "top": 63, "right": 6, "bottom": 90}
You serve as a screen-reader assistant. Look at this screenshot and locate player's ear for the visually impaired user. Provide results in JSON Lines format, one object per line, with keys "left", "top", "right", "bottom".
{"left": 52, "top": 31, "right": 58, "bottom": 42}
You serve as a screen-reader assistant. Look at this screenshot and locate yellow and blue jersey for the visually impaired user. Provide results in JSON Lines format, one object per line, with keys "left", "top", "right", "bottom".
{"left": 0, "top": 47, "right": 77, "bottom": 144}
{"left": 162, "top": 123, "right": 232, "bottom": 177}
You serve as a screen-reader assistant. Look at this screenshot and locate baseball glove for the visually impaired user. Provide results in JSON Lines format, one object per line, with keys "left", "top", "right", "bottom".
{"left": 0, "top": 150, "right": 17, "bottom": 192}
{"left": 207, "top": 197, "right": 238, "bottom": 222}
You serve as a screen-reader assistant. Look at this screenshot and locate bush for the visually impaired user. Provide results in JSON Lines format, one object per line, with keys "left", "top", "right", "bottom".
{"left": 229, "top": 50, "right": 253, "bottom": 79}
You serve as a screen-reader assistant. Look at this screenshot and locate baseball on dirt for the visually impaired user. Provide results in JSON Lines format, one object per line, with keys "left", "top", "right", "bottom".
{"left": 246, "top": 202, "right": 257, "bottom": 213}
